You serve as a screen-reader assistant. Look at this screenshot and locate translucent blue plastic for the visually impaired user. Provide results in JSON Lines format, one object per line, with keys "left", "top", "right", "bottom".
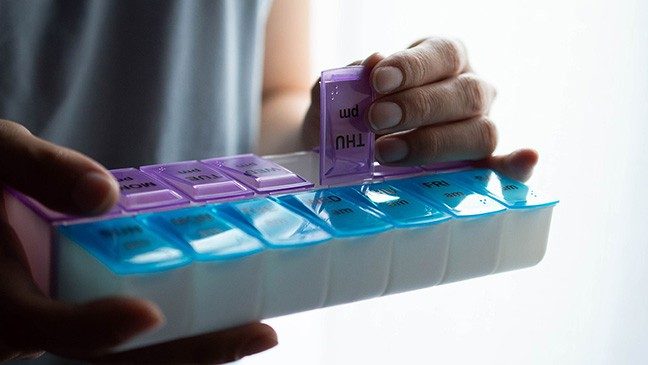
{"left": 350, "top": 182, "right": 452, "bottom": 227}
{"left": 139, "top": 207, "right": 264, "bottom": 261}
{"left": 221, "top": 198, "right": 332, "bottom": 248}
{"left": 59, "top": 217, "right": 191, "bottom": 275}
{"left": 278, "top": 188, "right": 393, "bottom": 237}
{"left": 392, "top": 175, "right": 506, "bottom": 217}
{"left": 445, "top": 169, "right": 559, "bottom": 209}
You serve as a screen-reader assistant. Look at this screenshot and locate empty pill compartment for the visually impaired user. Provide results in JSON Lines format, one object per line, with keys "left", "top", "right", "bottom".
{"left": 392, "top": 173, "right": 507, "bottom": 284}
{"left": 140, "top": 206, "right": 265, "bottom": 334}
{"left": 349, "top": 182, "right": 453, "bottom": 294}
{"left": 140, "top": 161, "right": 253, "bottom": 202}
{"left": 278, "top": 187, "right": 394, "bottom": 306}
{"left": 447, "top": 169, "right": 558, "bottom": 273}
{"left": 111, "top": 168, "right": 189, "bottom": 211}
{"left": 57, "top": 217, "right": 193, "bottom": 349}
{"left": 221, "top": 198, "right": 332, "bottom": 318}
{"left": 203, "top": 154, "right": 313, "bottom": 193}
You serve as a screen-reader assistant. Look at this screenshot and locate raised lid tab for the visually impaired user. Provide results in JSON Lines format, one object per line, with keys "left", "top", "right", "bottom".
{"left": 279, "top": 187, "right": 392, "bottom": 237}
{"left": 392, "top": 174, "right": 506, "bottom": 218}
{"left": 111, "top": 168, "right": 189, "bottom": 211}
{"left": 203, "top": 154, "right": 313, "bottom": 193}
{"left": 140, "top": 161, "right": 252, "bottom": 202}
{"left": 447, "top": 169, "right": 559, "bottom": 208}
{"left": 140, "top": 207, "right": 264, "bottom": 260}
{"left": 59, "top": 217, "right": 191, "bottom": 275}
{"left": 222, "top": 198, "right": 331, "bottom": 248}
{"left": 350, "top": 182, "right": 451, "bottom": 227}
{"left": 320, "top": 66, "right": 374, "bottom": 185}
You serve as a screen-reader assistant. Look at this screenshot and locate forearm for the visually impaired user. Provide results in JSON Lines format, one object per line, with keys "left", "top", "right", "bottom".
{"left": 257, "top": 90, "right": 310, "bottom": 155}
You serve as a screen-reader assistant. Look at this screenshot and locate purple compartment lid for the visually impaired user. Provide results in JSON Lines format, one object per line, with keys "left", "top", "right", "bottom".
{"left": 111, "top": 168, "right": 189, "bottom": 211}
{"left": 140, "top": 161, "right": 252, "bottom": 201}
{"left": 372, "top": 162, "right": 423, "bottom": 178}
{"left": 7, "top": 188, "right": 121, "bottom": 222}
{"left": 319, "top": 66, "right": 374, "bottom": 186}
{"left": 202, "top": 154, "right": 313, "bottom": 193}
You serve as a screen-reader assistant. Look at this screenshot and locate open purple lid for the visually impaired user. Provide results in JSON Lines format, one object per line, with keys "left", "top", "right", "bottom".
{"left": 319, "top": 66, "right": 375, "bottom": 185}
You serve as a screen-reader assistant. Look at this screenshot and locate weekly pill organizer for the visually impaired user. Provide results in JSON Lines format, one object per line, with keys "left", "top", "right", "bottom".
{"left": 4, "top": 66, "right": 558, "bottom": 350}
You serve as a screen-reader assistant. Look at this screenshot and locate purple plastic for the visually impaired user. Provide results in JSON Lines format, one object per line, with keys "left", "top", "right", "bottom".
{"left": 111, "top": 168, "right": 189, "bottom": 211}
{"left": 319, "top": 66, "right": 375, "bottom": 185}
{"left": 203, "top": 154, "right": 313, "bottom": 193}
{"left": 373, "top": 162, "right": 423, "bottom": 178}
{"left": 6, "top": 188, "right": 121, "bottom": 222}
{"left": 140, "top": 161, "right": 252, "bottom": 201}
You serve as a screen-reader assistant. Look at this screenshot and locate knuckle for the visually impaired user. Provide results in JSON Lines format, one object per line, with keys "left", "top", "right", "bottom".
{"left": 476, "top": 117, "right": 498, "bottom": 155}
{"left": 435, "top": 38, "right": 465, "bottom": 74}
{"left": 412, "top": 128, "right": 443, "bottom": 162}
{"left": 0, "top": 120, "right": 31, "bottom": 139}
{"left": 392, "top": 50, "right": 426, "bottom": 87}
{"left": 407, "top": 88, "right": 435, "bottom": 126}
{"left": 457, "top": 74, "right": 489, "bottom": 114}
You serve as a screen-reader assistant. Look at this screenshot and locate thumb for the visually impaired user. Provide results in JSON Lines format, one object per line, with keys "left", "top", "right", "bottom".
{"left": 0, "top": 120, "right": 119, "bottom": 215}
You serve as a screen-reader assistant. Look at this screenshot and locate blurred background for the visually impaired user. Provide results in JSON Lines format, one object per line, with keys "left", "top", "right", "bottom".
{"left": 244, "top": 0, "right": 648, "bottom": 363}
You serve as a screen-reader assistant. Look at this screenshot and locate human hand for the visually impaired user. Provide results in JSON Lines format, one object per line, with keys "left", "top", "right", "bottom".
{"left": 0, "top": 119, "right": 277, "bottom": 363}
{"left": 303, "top": 37, "right": 538, "bottom": 182}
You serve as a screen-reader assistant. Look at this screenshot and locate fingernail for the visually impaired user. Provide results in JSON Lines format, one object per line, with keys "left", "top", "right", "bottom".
{"left": 373, "top": 66, "right": 403, "bottom": 94}
{"left": 240, "top": 335, "right": 278, "bottom": 358}
{"left": 369, "top": 102, "right": 402, "bottom": 131}
{"left": 72, "top": 172, "right": 118, "bottom": 214}
{"left": 376, "top": 138, "right": 409, "bottom": 163}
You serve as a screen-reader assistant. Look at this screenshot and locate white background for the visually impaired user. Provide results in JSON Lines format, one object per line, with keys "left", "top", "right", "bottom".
{"left": 245, "top": 0, "right": 648, "bottom": 363}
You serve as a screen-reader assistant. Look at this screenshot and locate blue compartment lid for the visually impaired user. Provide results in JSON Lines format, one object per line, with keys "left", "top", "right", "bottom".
{"left": 278, "top": 187, "right": 392, "bottom": 237}
{"left": 445, "top": 169, "right": 559, "bottom": 209}
{"left": 138, "top": 207, "right": 264, "bottom": 261}
{"left": 220, "top": 198, "right": 332, "bottom": 248}
{"left": 350, "top": 182, "right": 452, "bottom": 227}
{"left": 391, "top": 174, "right": 506, "bottom": 218}
{"left": 58, "top": 217, "right": 191, "bottom": 275}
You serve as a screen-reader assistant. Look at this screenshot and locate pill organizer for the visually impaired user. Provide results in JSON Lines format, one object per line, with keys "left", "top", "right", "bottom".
{"left": 3, "top": 66, "right": 558, "bottom": 351}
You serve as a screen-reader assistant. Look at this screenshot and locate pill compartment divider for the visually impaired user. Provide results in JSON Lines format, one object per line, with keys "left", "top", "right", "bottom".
{"left": 138, "top": 206, "right": 266, "bottom": 335}
{"left": 445, "top": 169, "right": 559, "bottom": 273}
{"left": 276, "top": 187, "right": 395, "bottom": 306}
{"left": 348, "top": 182, "right": 454, "bottom": 294}
{"left": 218, "top": 198, "right": 333, "bottom": 318}
{"left": 390, "top": 174, "right": 508, "bottom": 284}
{"left": 56, "top": 217, "right": 194, "bottom": 350}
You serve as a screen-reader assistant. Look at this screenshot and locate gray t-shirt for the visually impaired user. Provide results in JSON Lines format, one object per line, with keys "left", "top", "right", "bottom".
{"left": 0, "top": 0, "right": 271, "bottom": 168}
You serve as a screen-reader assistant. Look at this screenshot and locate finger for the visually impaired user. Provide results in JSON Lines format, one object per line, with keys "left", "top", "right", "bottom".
{"left": 375, "top": 116, "right": 497, "bottom": 165}
{"left": 368, "top": 73, "right": 496, "bottom": 132}
{"left": 371, "top": 37, "right": 469, "bottom": 94}
{"left": 95, "top": 322, "right": 278, "bottom": 364}
{"left": 478, "top": 148, "right": 539, "bottom": 182}
{"left": 0, "top": 228, "right": 163, "bottom": 356}
{"left": 0, "top": 119, "right": 119, "bottom": 215}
